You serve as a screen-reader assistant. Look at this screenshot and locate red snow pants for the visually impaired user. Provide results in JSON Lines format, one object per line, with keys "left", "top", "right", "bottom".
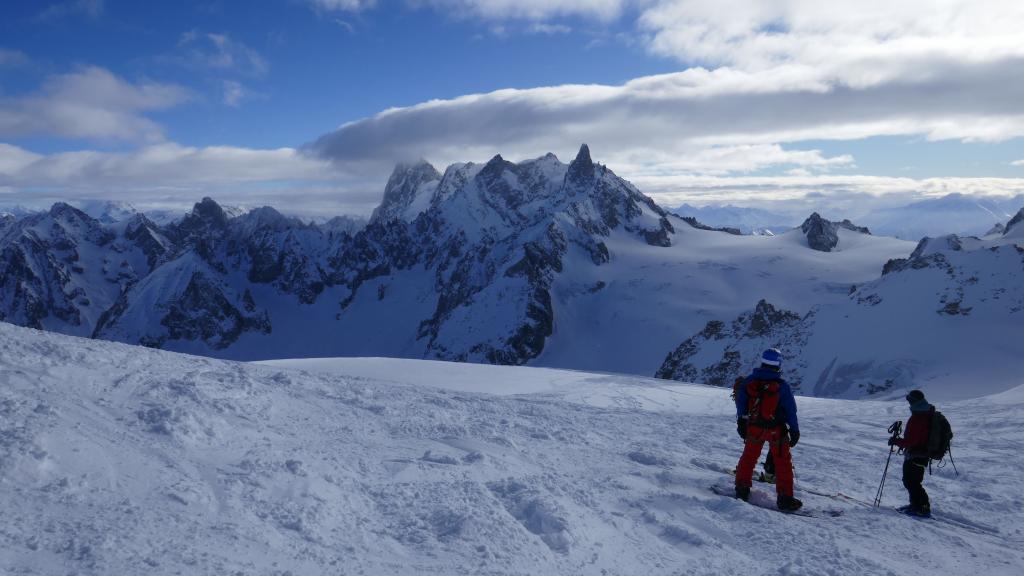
{"left": 735, "top": 426, "right": 794, "bottom": 496}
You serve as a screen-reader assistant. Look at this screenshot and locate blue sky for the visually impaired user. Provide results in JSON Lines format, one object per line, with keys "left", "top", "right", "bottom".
{"left": 2, "top": 0, "right": 1024, "bottom": 217}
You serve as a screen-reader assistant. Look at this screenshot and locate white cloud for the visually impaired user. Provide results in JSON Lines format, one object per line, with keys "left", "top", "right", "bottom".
{"left": 309, "top": 61, "right": 1024, "bottom": 176}
{"left": 631, "top": 173, "right": 1024, "bottom": 206}
{"left": 1012, "top": 159, "right": 1024, "bottom": 167}
{"left": 0, "top": 142, "right": 335, "bottom": 188}
{"left": 638, "top": 1, "right": 1024, "bottom": 71}
{"left": 0, "top": 67, "right": 190, "bottom": 142}
{"left": 610, "top": 144, "right": 853, "bottom": 176}
{"left": 526, "top": 23, "right": 572, "bottom": 35}
{"left": 2, "top": 140, "right": 1020, "bottom": 220}
{"left": 633, "top": 173, "right": 1024, "bottom": 227}
{"left": 222, "top": 80, "right": 246, "bottom": 107}
{"left": 419, "top": 0, "right": 627, "bottom": 21}
{"left": 36, "top": 0, "right": 104, "bottom": 21}
{"left": 0, "top": 49, "right": 30, "bottom": 67}
{"left": 176, "top": 31, "right": 269, "bottom": 77}
{"left": 307, "top": 0, "right": 377, "bottom": 12}
{"left": 0, "top": 142, "right": 380, "bottom": 216}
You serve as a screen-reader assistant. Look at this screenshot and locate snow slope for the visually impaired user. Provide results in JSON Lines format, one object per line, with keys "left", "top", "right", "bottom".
{"left": 538, "top": 221, "right": 913, "bottom": 375}
{"left": 2, "top": 322, "right": 1021, "bottom": 575}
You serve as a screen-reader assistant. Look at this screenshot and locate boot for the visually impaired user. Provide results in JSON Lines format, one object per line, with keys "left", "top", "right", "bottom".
{"left": 735, "top": 485, "right": 750, "bottom": 502}
{"left": 908, "top": 503, "right": 931, "bottom": 517}
{"left": 777, "top": 495, "right": 803, "bottom": 511}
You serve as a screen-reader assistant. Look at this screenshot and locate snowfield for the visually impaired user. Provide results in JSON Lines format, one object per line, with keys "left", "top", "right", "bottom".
{"left": 2, "top": 322, "right": 1022, "bottom": 575}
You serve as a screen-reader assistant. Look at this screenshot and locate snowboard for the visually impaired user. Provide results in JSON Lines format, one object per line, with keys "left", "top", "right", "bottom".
{"left": 710, "top": 484, "right": 844, "bottom": 518}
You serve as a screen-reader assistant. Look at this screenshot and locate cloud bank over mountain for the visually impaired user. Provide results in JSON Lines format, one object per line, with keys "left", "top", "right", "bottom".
{"left": 1, "top": 0, "right": 1023, "bottom": 216}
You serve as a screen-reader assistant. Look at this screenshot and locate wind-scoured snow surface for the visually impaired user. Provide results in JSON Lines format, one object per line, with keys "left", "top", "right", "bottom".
{"left": 2, "top": 323, "right": 1022, "bottom": 575}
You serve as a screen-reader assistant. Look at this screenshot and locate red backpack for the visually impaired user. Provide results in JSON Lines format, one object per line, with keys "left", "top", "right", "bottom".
{"left": 746, "top": 379, "right": 781, "bottom": 429}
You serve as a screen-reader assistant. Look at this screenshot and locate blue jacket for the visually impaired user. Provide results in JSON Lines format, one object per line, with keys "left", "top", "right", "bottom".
{"left": 735, "top": 367, "right": 799, "bottom": 433}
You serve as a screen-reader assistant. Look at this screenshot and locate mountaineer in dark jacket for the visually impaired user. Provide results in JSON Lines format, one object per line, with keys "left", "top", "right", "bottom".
{"left": 735, "top": 348, "right": 802, "bottom": 511}
{"left": 890, "top": 389, "right": 933, "bottom": 517}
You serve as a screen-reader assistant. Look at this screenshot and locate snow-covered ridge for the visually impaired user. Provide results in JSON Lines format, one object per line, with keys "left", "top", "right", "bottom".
{"left": 1, "top": 322, "right": 1021, "bottom": 575}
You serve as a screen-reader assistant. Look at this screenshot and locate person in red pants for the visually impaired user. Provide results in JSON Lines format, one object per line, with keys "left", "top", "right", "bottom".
{"left": 733, "top": 376, "right": 776, "bottom": 482}
{"left": 734, "top": 348, "right": 802, "bottom": 511}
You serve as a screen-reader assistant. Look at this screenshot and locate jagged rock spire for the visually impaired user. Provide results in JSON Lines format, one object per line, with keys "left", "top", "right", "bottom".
{"left": 566, "top": 144, "right": 595, "bottom": 189}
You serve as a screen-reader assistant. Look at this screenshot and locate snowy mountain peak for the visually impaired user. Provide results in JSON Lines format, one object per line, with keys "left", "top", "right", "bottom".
{"left": 187, "top": 197, "right": 230, "bottom": 227}
{"left": 986, "top": 222, "right": 1006, "bottom": 236}
{"left": 235, "top": 206, "right": 297, "bottom": 234}
{"left": 479, "top": 154, "right": 516, "bottom": 183}
{"left": 48, "top": 201, "right": 91, "bottom": 222}
{"left": 43, "top": 202, "right": 112, "bottom": 245}
{"left": 911, "top": 234, "right": 962, "bottom": 258}
{"left": 77, "top": 199, "right": 140, "bottom": 224}
{"left": 1005, "top": 207, "right": 1024, "bottom": 237}
{"left": 321, "top": 214, "right": 367, "bottom": 236}
{"left": 370, "top": 160, "right": 442, "bottom": 224}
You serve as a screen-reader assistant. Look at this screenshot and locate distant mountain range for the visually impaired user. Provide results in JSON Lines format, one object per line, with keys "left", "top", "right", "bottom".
{"left": 1, "top": 146, "right": 1021, "bottom": 396}
{"left": 674, "top": 193, "right": 1024, "bottom": 240}
{"left": 671, "top": 204, "right": 796, "bottom": 235}
{"left": 657, "top": 225, "right": 1024, "bottom": 398}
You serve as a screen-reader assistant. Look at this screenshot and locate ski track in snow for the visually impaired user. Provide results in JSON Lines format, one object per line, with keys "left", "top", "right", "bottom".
{"left": 1, "top": 323, "right": 1022, "bottom": 575}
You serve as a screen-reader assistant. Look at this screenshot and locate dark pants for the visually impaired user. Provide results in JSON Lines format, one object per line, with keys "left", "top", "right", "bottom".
{"left": 764, "top": 451, "right": 775, "bottom": 475}
{"left": 902, "top": 457, "right": 930, "bottom": 509}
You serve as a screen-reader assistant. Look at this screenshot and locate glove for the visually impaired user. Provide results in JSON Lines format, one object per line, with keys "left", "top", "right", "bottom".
{"left": 887, "top": 436, "right": 899, "bottom": 447}
{"left": 737, "top": 419, "right": 747, "bottom": 439}
{"left": 788, "top": 429, "right": 800, "bottom": 447}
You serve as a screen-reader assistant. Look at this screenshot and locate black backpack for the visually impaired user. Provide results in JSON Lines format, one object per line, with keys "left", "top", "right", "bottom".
{"left": 926, "top": 410, "right": 953, "bottom": 461}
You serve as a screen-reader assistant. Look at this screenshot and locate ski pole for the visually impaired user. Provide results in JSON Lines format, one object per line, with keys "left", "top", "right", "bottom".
{"left": 874, "top": 420, "right": 903, "bottom": 507}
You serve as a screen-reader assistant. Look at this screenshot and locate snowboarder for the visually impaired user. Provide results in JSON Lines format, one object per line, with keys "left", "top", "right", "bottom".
{"left": 734, "top": 348, "right": 802, "bottom": 511}
{"left": 733, "top": 376, "right": 776, "bottom": 483}
{"left": 889, "top": 389, "right": 933, "bottom": 517}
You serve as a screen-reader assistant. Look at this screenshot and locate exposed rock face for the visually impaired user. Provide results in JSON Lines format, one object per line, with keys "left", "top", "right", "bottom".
{"left": 800, "top": 213, "right": 840, "bottom": 252}
{"left": 837, "top": 219, "right": 871, "bottom": 234}
{"left": 799, "top": 213, "right": 871, "bottom": 252}
{"left": 124, "top": 214, "right": 171, "bottom": 270}
{"left": 150, "top": 272, "right": 270, "bottom": 349}
{"left": 656, "top": 300, "right": 806, "bottom": 389}
{"left": 882, "top": 235, "right": 961, "bottom": 276}
{"left": 678, "top": 216, "right": 742, "bottom": 236}
{"left": 0, "top": 204, "right": 124, "bottom": 333}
